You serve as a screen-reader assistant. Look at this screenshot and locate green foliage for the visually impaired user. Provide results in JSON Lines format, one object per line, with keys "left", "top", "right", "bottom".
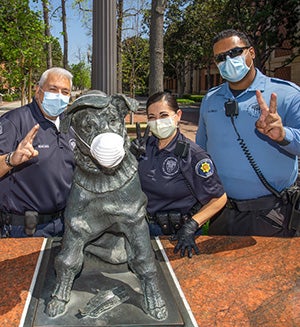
{"left": 164, "top": 0, "right": 224, "bottom": 79}
{"left": 51, "top": 38, "right": 64, "bottom": 67}
{"left": 2, "top": 94, "right": 14, "bottom": 102}
{"left": 70, "top": 61, "right": 91, "bottom": 90}
{"left": 182, "top": 94, "right": 204, "bottom": 102}
{"left": 220, "top": 0, "right": 300, "bottom": 70}
{"left": 0, "top": 0, "right": 47, "bottom": 96}
{"left": 202, "top": 221, "right": 209, "bottom": 236}
{"left": 122, "top": 36, "right": 150, "bottom": 96}
{"left": 176, "top": 98, "right": 195, "bottom": 105}
{"left": 190, "top": 95, "right": 204, "bottom": 102}
{"left": 164, "top": 0, "right": 300, "bottom": 77}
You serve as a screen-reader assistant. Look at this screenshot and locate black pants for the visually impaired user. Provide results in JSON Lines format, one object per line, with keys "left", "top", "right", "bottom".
{"left": 209, "top": 198, "right": 296, "bottom": 237}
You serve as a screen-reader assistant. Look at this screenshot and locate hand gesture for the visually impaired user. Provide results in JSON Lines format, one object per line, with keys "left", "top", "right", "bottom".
{"left": 173, "top": 218, "right": 200, "bottom": 258}
{"left": 9, "top": 124, "right": 40, "bottom": 166}
{"left": 255, "top": 90, "right": 285, "bottom": 142}
{"left": 129, "top": 123, "right": 150, "bottom": 159}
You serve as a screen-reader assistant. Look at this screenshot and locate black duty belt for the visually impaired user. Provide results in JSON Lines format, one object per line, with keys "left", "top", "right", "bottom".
{"left": 0, "top": 210, "right": 64, "bottom": 226}
{"left": 226, "top": 195, "right": 281, "bottom": 212}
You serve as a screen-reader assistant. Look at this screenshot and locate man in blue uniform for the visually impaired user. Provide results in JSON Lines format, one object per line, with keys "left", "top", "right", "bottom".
{"left": 0, "top": 67, "right": 75, "bottom": 237}
{"left": 196, "top": 29, "right": 300, "bottom": 237}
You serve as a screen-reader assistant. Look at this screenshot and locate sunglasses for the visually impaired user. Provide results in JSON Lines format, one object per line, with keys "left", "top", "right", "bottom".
{"left": 214, "top": 46, "right": 250, "bottom": 63}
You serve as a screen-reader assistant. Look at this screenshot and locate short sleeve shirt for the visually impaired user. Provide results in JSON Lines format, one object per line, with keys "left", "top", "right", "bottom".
{"left": 196, "top": 69, "right": 300, "bottom": 199}
{"left": 138, "top": 131, "right": 225, "bottom": 216}
{"left": 0, "top": 99, "right": 76, "bottom": 214}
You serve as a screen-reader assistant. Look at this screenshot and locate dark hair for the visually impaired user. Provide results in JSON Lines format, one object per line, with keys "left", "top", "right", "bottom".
{"left": 212, "top": 29, "right": 251, "bottom": 47}
{"left": 146, "top": 91, "right": 179, "bottom": 114}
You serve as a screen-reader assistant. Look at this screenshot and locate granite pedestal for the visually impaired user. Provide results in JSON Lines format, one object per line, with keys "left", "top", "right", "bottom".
{"left": 1, "top": 236, "right": 299, "bottom": 327}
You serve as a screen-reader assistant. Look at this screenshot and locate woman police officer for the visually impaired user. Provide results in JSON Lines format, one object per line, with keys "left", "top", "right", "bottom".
{"left": 131, "top": 92, "right": 227, "bottom": 258}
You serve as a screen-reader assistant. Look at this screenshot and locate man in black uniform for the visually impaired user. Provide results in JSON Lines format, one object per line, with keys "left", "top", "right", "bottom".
{"left": 0, "top": 67, "right": 75, "bottom": 237}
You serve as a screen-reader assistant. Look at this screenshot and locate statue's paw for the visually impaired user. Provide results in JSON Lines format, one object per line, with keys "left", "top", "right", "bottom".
{"left": 143, "top": 289, "right": 168, "bottom": 321}
{"left": 45, "top": 297, "right": 67, "bottom": 317}
{"left": 148, "top": 304, "right": 168, "bottom": 321}
{"left": 141, "top": 278, "right": 168, "bottom": 321}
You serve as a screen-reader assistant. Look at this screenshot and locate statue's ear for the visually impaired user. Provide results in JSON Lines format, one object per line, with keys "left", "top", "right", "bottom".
{"left": 111, "top": 94, "right": 139, "bottom": 118}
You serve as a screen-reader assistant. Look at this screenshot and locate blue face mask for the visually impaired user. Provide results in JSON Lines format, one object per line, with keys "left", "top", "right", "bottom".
{"left": 41, "top": 91, "right": 70, "bottom": 117}
{"left": 217, "top": 52, "right": 251, "bottom": 83}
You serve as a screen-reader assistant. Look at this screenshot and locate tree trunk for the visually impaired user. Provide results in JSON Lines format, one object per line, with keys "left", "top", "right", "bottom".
{"left": 61, "top": 0, "right": 68, "bottom": 69}
{"left": 116, "top": 0, "right": 123, "bottom": 93}
{"left": 176, "top": 62, "right": 185, "bottom": 97}
{"left": 42, "top": 0, "right": 52, "bottom": 69}
{"left": 148, "top": 0, "right": 167, "bottom": 96}
{"left": 27, "top": 67, "right": 32, "bottom": 103}
{"left": 20, "top": 56, "right": 26, "bottom": 106}
{"left": 206, "top": 64, "right": 211, "bottom": 90}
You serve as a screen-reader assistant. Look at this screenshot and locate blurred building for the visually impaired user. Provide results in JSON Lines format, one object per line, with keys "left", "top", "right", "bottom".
{"left": 164, "top": 45, "right": 300, "bottom": 95}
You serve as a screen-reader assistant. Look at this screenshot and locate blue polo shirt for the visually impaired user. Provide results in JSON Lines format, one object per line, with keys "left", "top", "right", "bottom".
{"left": 0, "top": 99, "right": 75, "bottom": 214}
{"left": 138, "top": 130, "right": 225, "bottom": 216}
{"left": 196, "top": 69, "right": 300, "bottom": 200}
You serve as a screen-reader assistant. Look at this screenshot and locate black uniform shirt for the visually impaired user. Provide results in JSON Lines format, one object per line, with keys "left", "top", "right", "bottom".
{"left": 0, "top": 99, "right": 76, "bottom": 214}
{"left": 138, "top": 130, "right": 225, "bottom": 216}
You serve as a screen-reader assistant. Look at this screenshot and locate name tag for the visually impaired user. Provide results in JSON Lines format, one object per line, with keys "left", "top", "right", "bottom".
{"left": 37, "top": 144, "right": 50, "bottom": 149}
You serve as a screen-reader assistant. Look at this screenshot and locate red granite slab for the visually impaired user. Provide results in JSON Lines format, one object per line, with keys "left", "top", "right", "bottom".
{"left": 0, "top": 238, "right": 44, "bottom": 327}
{"left": 161, "top": 235, "right": 300, "bottom": 327}
{"left": 0, "top": 236, "right": 299, "bottom": 327}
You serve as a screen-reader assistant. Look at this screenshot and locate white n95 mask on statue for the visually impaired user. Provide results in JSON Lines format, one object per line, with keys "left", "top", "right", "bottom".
{"left": 71, "top": 127, "right": 125, "bottom": 168}
{"left": 90, "top": 133, "right": 125, "bottom": 168}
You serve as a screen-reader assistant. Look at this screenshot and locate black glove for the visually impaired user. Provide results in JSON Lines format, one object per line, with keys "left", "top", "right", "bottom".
{"left": 129, "top": 123, "right": 150, "bottom": 159}
{"left": 173, "top": 218, "right": 200, "bottom": 258}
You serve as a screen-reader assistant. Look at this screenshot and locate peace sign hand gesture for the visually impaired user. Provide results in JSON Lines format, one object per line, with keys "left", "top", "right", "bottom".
{"left": 9, "top": 124, "right": 40, "bottom": 166}
{"left": 255, "top": 90, "right": 285, "bottom": 142}
{"left": 129, "top": 123, "right": 150, "bottom": 159}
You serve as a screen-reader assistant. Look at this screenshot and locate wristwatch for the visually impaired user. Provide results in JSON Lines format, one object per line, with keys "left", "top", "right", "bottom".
{"left": 5, "top": 152, "right": 15, "bottom": 168}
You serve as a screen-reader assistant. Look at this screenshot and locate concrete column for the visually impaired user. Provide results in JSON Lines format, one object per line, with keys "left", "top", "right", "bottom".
{"left": 92, "top": 0, "right": 117, "bottom": 95}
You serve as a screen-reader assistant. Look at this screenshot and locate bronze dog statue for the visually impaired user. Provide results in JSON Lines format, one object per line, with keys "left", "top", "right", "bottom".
{"left": 45, "top": 91, "right": 167, "bottom": 321}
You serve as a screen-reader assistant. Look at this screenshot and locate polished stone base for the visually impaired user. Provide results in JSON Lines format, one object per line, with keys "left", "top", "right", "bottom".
{"left": 23, "top": 238, "right": 194, "bottom": 327}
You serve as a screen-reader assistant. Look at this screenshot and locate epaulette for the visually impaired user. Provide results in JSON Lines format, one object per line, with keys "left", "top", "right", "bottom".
{"left": 269, "top": 78, "right": 300, "bottom": 91}
{"left": 207, "top": 83, "right": 224, "bottom": 94}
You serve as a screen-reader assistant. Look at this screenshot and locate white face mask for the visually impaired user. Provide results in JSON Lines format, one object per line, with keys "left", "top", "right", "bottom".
{"left": 90, "top": 133, "right": 125, "bottom": 168}
{"left": 147, "top": 116, "right": 177, "bottom": 139}
{"left": 72, "top": 129, "right": 125, "bottom": 168}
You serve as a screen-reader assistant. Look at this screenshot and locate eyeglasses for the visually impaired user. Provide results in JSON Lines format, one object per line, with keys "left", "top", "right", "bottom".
{"left": 214, "top": 46, "right": 250, "bottom": 63}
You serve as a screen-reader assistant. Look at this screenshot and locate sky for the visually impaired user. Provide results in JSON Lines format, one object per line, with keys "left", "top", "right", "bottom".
{"left": 29, "top": 0, "right": 148, "bottom": 65}
{"left": 30, "top": 0, "right": 92, "bottom": 65}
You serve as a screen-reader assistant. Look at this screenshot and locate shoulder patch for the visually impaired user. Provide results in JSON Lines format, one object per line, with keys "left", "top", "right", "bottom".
{"left": 195, "top": 158, "right": 214, "bottom": 178}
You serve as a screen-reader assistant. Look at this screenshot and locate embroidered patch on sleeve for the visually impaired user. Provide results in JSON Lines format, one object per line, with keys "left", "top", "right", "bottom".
{"left": 195, "top": 158, "right": 214, "bottom": 178}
